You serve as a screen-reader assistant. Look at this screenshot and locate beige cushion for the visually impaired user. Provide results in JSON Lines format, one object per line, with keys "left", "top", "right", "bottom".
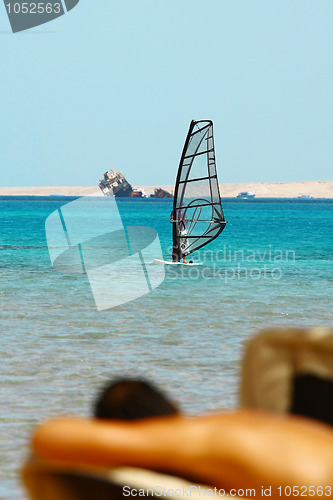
{"left": 240, "top": 327, "right": 333, "bottom": 413}
{"left": 22, "top": 458, "right": 217, "bottom": 500}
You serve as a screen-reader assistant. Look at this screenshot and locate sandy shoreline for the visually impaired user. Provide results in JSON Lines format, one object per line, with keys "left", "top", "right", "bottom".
{"left": 0, "top": 181, "right": 332, "bottom": 198}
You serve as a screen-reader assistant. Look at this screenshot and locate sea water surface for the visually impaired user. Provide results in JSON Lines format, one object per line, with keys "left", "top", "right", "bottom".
{"left": 0, "top": 196, "right": 332, "bottom": 499}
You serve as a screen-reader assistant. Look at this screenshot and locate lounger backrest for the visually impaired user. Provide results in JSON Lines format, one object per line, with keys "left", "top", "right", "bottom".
{"left": 240, "top": 327, "right": 333, "bottom": 425}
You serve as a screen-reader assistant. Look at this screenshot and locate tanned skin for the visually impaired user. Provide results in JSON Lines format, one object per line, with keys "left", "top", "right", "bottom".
{"left": 32, "top": 410, "right": 333, "bottom": 498}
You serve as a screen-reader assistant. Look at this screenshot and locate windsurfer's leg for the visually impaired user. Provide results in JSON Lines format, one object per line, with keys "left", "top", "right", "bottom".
{"left": 172, "top": 246, "right": 178, "bottom": 262}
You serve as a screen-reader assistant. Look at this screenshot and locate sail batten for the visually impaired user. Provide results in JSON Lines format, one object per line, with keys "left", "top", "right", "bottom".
{"left": 178, "top": 175, "right": 217, "bottom": 184}
{"left": 172, "top": 119, "right": 226, "bottom": 261}
{"left": 184, "top": 149, "right": 213, "bottom": 159}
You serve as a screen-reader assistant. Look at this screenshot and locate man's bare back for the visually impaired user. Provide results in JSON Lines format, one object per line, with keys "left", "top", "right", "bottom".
{"left": 32, "top": 410, "right": 333, "bottom": 498}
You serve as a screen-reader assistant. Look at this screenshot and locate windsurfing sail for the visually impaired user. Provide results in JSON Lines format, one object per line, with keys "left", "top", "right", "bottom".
{"left": 172, "top": 120, "right": 226, "bottom": 261}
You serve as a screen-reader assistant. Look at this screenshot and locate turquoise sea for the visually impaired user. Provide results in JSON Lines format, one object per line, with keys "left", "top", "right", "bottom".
{"left": 1, "top": 196, "right": 332, "bottom": 499}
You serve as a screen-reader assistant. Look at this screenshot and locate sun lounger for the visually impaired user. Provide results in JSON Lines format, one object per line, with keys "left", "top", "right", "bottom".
{"left": 22, "top": 458, "right": 215, "bottom": 500}
{"left": 240, "top": 326, "right": 333, "bottom": 425}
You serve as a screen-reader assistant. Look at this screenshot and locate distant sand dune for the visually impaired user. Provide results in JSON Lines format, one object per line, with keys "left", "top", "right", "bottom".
{"left": 0, "top": 181, "right": 332, "bottom": 198}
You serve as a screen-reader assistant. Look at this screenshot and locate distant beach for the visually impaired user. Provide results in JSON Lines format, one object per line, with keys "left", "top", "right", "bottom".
{"left": 0, "top": 181, "right": 332, "bottom": 198}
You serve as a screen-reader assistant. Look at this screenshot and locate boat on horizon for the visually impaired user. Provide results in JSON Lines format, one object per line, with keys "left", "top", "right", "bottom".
{"left": 237, "top": 191, "right": 255, "bottom": 199}
{"left": 150, "top": 188, "right": 173, "bottom": 199}
{"left": 298, "top": 194, "right": 313, "bottom": 200}
{"left": 99, "top": 169, "right": 133, "bottom": 197}
{"left": 99, "top": 170, "right": 172, "bottom": 198}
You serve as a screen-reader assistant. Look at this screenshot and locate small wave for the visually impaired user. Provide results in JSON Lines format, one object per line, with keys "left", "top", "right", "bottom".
{"left": 0, "top": 245, "right": 48, "bottom": 250}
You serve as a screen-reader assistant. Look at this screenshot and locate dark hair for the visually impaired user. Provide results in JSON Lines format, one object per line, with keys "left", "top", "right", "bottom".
{"left": 94, "top": 377, "right": 179, "bottom": 420}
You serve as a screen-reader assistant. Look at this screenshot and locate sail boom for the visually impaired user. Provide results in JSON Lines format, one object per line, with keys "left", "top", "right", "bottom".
{"left": 185, "top": 235, "right": 214, "bottom": 239}
{"left": 173, "top": 220, "right": 224, "bottom": 224}
{"left": 177, "top": 201, "right": 221, "bottom": 210}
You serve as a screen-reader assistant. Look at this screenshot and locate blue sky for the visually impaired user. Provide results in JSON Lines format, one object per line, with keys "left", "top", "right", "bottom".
{"left": 0, "top": 0, "right": 332, "bottom": 187}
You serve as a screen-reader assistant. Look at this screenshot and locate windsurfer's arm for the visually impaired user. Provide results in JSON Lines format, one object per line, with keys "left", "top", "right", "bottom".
{"left": 31, "top": 411, "right": 333, "bottom": 495}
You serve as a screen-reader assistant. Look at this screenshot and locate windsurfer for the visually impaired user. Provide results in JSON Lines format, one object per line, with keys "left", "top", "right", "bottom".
{"left": 170, "top": 120, "right": 226, "bottom": 265}
{"left": 171, "top": 209, "right": 188, "bottom": 263}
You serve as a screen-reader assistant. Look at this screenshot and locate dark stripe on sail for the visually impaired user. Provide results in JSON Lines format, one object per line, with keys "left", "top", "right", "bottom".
{"left": 178, "top": 175, "right": 217, "bottom": 184}
{"left": 184, "top": 149, "right": 213, "bottom": 159}
{"left": 191, "top": 124, "right": 210, "bottom": 136}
